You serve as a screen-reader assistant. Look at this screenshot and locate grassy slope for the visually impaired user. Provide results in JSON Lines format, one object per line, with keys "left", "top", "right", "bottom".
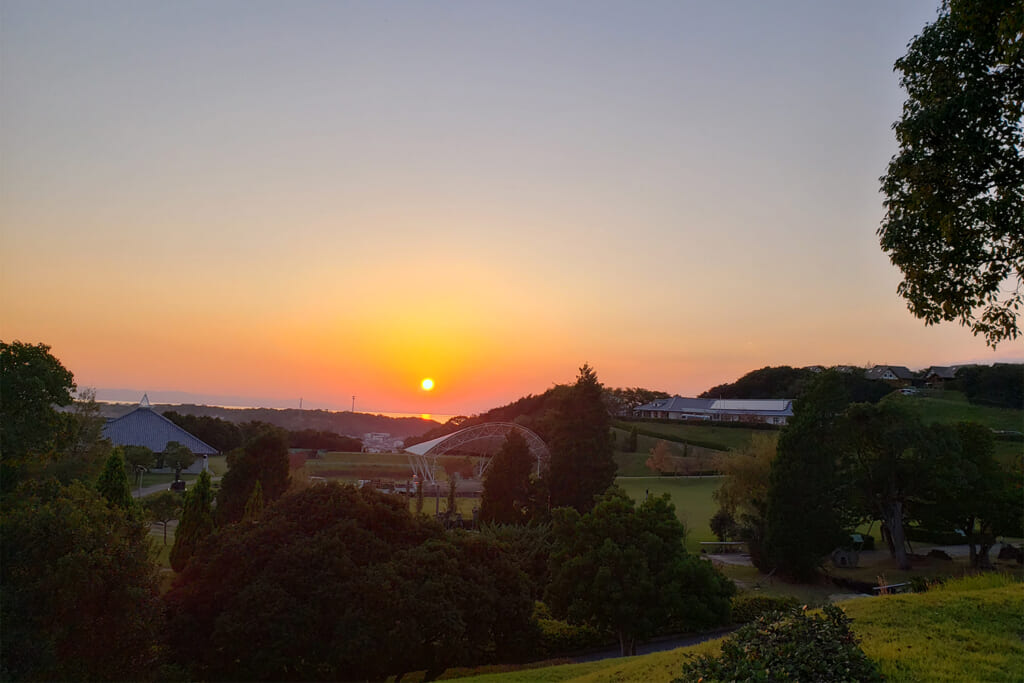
{"left": 902, "top": 390, "right": 1023, "bottom": 431}
{"left": 615, "top": 422, "right": 762, "bottom": 452}
{"left": 456, "top": 576, "right": 1024, "bottom": 683}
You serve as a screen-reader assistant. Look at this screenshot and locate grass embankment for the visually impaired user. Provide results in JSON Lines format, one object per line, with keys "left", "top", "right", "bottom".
{"left": 453, "top": 575, "right": 1024, "bottom": 683}
{"left": 615, "top": 477, "right": 719, "bottom": 553}
{"left": 896, "top": 391, "right": 1023, "bottom": 466}
{"left": 614, "top": 422, "right": 762, "bottom": 452}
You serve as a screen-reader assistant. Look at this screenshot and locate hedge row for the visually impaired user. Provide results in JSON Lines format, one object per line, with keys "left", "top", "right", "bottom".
{"left": 611, "top": 421, "right": 732, "bottom": 451}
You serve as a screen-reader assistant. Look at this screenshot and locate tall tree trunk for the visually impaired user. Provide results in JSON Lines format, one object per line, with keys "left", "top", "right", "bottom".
{"left": 883, "top": 502, "right": 910, "bottom": 570}
{"left": 618, "top": 630, "right": 636, "bottom": 657}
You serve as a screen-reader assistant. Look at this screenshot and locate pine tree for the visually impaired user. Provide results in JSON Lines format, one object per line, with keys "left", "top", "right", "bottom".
{"left": 95, "top": 448, "right": 135, "bottom": 511}
{"left": 169, "top": 470, "right": 214, "bottom": 572}
{"left": 243, "top": 480, "right": 264, "bottom": 522}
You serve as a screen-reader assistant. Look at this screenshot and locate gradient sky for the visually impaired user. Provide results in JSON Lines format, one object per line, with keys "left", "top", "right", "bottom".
{"left": 2, "top": 1, "right": 1020, "bottom": 415}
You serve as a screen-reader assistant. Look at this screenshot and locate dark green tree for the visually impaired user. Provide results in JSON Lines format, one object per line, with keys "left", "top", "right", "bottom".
{"left": 163, "top": 440, "right": 196, "bottom": 482}
{"left": 764, "top": 372, "right": 853, "bottom": 580}
{"left": 242, "top": 479, "right": 264, "bottom": 522}
{"left": 95, "top": 448, "right": 135, "bottom": 512}
{"left": 918, "top": 422, "right": 1019, "bottom": 567}
{"left": 544, "top": 364, "right": 617, "bottom": 513}
{"left": 627, "top": 425, "right": 638, "bottom": 453}
{"left": 169, "top": 470, "right": 214, "bottom": 572}
{"left": 0, "top": 341, "right": 76, "bottom": 491}
{"left": 122, "top": 444, "right": 155, "bottom": 490}
{"left": 546, "top": 487, "right": 733, "bottom": 656}
{"left": 43, "top": 388, "right": 112, "bottom": 484}
{"left": 1, "top": 479, "right": 160, "bottom": 680}
{"left": 144, "top": 489, "right": 181, "bottom": 544}
{"left": 842, "top": 402, "right": 947, "bottom": 570}
{"left": 165, "top": 483, "right": 534, "bottom": 682}
{"left": 879, "top": 0, "right": 1024, "bottom": 346}
{"left": 216, "top": 430, "right": 290, "bottom": 525}
{"left": 481, "top": 431, "right": 537, "bottom": 524}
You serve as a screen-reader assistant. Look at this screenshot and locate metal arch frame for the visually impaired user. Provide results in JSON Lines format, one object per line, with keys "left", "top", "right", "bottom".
{"left": 405, "top": 422, "right": 550, "bottom": 486}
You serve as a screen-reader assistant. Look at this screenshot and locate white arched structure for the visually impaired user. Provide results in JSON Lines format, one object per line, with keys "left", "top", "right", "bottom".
{"left": 404, "top": 422, "right": 549, "bottom": 486}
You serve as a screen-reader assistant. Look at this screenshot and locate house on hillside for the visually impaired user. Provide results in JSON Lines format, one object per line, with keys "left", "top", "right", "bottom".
{"left": 101, "top": 395, "right": 218, "bottom": 473}
{"left": 865, "top": 365, "right": 917, "bottom": 386}
{"left": 924, "top": 366, "right": 959, "bottom": 389}
{"left": 633, "top": 396, "right": 794, "bottom": 425}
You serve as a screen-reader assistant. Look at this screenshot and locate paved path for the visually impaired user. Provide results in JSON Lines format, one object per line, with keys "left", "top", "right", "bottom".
{"left": 571, "top": 628, "right": 736, "bottom": 663}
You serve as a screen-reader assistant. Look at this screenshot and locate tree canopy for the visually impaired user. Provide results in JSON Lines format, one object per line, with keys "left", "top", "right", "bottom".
{"left": 0, "top": 341, "right": 76, "bottom": 490}
{"left": 879, "top": 0, "right": 1024, "bottom": 345}
{"left": 543, "top": 364, "right": 617, "bottom": 513}
{"left": 1, "top": 479, "right": 160, "bottom": 680}
{"left": 546, "top": 487, "right": 733, "bottom": 656}
{"left": 215, "top": 429, "right": 291, "bottom": 525}
{"left": 165, "top": 483, "right": 534, "bottom": 681}
{"left": 169, "top": 470, "right": 214, "bottom": 572}
{"left": 481, "top": 431, "right": 538, "bottom": 524}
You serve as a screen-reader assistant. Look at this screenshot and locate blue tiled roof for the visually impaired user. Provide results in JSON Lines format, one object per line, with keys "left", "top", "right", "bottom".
{"left": 102, "top": 407, "right": 218, "bottom": 455}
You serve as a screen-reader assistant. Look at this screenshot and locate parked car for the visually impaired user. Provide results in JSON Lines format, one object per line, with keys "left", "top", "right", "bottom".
{"left": 900, "top": 387, "right": 919, "bottom": 396}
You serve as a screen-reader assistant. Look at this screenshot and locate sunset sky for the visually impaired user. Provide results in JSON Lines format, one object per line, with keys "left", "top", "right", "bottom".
{"left": 2, "top": 1, "right": 1020, "bottom": 416}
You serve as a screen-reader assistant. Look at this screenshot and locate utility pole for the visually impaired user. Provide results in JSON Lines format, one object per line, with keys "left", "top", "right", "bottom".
{"left": 299, "top": 397, "right": 303, "bottom": 410}
{"left": 351, "top": 395, "right": 356, "bottom": 413}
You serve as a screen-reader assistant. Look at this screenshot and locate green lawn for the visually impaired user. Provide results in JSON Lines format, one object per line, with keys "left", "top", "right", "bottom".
{"left": 615, "top": 477, "right": 720, "bottom": 552}
{"left": 616, "top": 421, "right": 765, "bottom": 452}
{"left": 898, "top": 390, "right": 1024, "bottom": 431}
{"left": 453, "top": 575, "right": 1024, "bottom": 683}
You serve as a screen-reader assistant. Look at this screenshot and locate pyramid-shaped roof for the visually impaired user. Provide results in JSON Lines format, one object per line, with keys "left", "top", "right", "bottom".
{"left": 102, "top": 398, "right": 218, "bottom": 455}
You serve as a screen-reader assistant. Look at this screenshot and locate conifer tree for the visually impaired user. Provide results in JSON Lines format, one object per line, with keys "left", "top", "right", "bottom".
{"left": 170, "top": 470, "right": 213, "bottom": 572}
{"left": 96, "top": 448, "right": 135, "bottom": 511}
{"left": 243, "top": 480, "right": 264, "bottom": 522}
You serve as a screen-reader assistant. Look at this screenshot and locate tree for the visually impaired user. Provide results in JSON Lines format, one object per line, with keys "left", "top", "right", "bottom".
{"left": 956, "top": 363, "right": 1024, "bottom": 408}
{"left": 879, "top": 0, "right": 1024, "bottom": 346}
{"left": 144, "top": 489, "right": 181, "bottom": 544}
{"left": 543, "top": 364, "right": 617, "bottom": 513}
{"left": 713, "top": 432, "right": 777, "bottom": 569}
{"left": 44, "top": 388, "right": 112, "bottom": 484}
{"left": 164, "top": 483, "right": 534, "bottom": 681}
{"left": 1, "top": 479, "right": 160, "bottom": 680}
{"left": 216, "top": 430, "right": 290, "bottom": 525}
{"left": 0, "top": 341, "right": 76, "bottom": 491}
{"left": 917, "top": 422, "right": 1019, "bottom": 567}
{"left": 627, "top": 425, "right": 638, "bottom": 453}
{"left": 95, "top": 448, "right": 135, "bottom": 512}
{"left": 169, "top": 470, "right": 214, "bottom": 572}
{"left": 645, "top": 439, "right": 680, "bottom": 475}
{"left": 546, "top": 487, "right": 734, "bottom": 656}
{"left": 481, "top": 431, "right": 537, "bottom": 524}
{"left": 243, "top": 479, "right": 264, "bottom": 522}
{"left": 764, "top": 373, "right": 854, "bottom": 580}
{"left": 123, "top": 444, "right": 155, "bottom": 490}
{"left": 163, "top": 440, "right": 196, "bottom": 482}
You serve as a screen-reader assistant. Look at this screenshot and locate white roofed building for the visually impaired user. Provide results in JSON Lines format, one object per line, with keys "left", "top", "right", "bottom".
{"left": 633, "top": 396, "right": 794, "bottom": 425}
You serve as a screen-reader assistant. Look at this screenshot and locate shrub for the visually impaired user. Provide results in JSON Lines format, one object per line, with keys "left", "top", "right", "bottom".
{"left": 533, "top": 602, "right": 609, "bottom": 656}
{"left": 674, "top": 605, "right": 882, "bottom": 683}
{"left": 730, "top": 593, "right": 800, "bottom": 624}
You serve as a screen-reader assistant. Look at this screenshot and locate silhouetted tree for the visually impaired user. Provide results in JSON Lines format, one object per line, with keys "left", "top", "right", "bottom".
{"left": 169, "top": 470, "right": 214, "bottom": 572}
{"left": 481, "top": 431, "right": 537, "bottom": 524}
{"left": 95, "top": 448, "right": 135, "bottom": 512}
{"left": 216, "top": 430, "right": 290, "bottom": 525}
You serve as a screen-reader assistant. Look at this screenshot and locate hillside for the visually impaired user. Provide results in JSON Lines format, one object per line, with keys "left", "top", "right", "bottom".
{"left": 456, "top": 575, "right": 1023, "bottom": 682}
{"left": 95, "top": 402, "right": 438, "bottom": 440}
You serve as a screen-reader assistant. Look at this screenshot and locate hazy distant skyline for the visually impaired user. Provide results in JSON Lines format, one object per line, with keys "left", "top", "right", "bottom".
{"left": 2, "top": 1, "right": 1020, "bottom": 415}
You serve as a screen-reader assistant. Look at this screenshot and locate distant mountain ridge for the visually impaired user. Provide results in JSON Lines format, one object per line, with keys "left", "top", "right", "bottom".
{"left": 95, "top": 402, "right": 438, "bottom": 440}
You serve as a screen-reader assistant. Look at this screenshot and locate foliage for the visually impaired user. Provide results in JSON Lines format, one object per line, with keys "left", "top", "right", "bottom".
{"left": 543, "top": 364, "right": 617, "bottom": 513}
{"left": 700, "top": 365, "right": 814, "bottom": 399}
{"left": 627, "top": 425, "right": 638, "bottom": 452}
{"left": 956, "top": 363, "right": 1024, "bottom": 409}
{"left": 482, "top": 431, "right": 540, "bottom": 524}
{"left": 709, "top": 508, "right": 737, "bottom": 542}
{"left": 243, "top": 478, "right": 264, "bottom": 521}
{"left": 95, "top": 447, "right": 136, "bottom": 512}
{"left": 42, "top": 388, "right": 112, "bottom": 484}
{"left": 729, "top": 593, "right": 801, "bottom": 624}
{"left": 215, "top": 429, "right": 291, "bottom": 525}
{"left": 162, "top": 410, "right": 243, "bottom": 452}
{"left": 645, "top": 439, "right": 680, "bottom": 475}
{"left": 675, "top": 604, "right": 882, "bottom": 683}
{"left": 603, "top": 387, "right": 671, "bottom": 415}
{"left": 764, "top": 373, "right": 854, "bottom": 580}
{"left": 878, "top": 0, "right": 1024, "bottom": 345}
{"left": 532, "top": 602, "right": 610, "bottom": 657}
{"left": 0, "top": 340, "right": 76, "bottom": 491}
{"left": 144, "top": 489, "right": 181, "bottom": 545}
{"left": 288, "top": 427, "right": 363, "bottom": 452}
{"left": 479, "top": 523, "right": 554, "bottom": 601}
{"left": 713, "top": 432, "right": 777, "bottom": 567}
{"left": 0, "top": 479, "right": 160, "bottom": 681}
{"left": 165, "top": 483, "right": 535, "bottom": 681}
{"left": 169, "top": 470, "right": 214, "bottom": 572}
{"left": 546, "top": 487, "right": 733, "bottom": 656}
{"left": 162, "top": 440, "right": 196, "bottom": 481}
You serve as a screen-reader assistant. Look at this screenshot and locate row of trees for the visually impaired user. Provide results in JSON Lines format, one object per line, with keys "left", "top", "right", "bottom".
{"left": 713, "top": 371, "right": 1022, "bottom": 581}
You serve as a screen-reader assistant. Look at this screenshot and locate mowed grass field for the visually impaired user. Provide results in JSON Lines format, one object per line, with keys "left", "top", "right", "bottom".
{"left": 615, "top": 421, "right": 763, "bottom": 452}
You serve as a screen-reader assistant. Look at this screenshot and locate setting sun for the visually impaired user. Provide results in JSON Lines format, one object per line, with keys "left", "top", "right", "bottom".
{"left": 421, "top": 378, "right": 435, "bottom": 391}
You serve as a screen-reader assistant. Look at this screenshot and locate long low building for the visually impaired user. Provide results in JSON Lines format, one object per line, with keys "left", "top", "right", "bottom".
{"left": 633, "top": 396, "right": 794, "bottom": 425}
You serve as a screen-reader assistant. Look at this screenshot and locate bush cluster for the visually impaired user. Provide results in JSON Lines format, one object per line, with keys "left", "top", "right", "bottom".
{"left": 729, "top": 593, "right": 800, "bottom": 624}
{"left": 533, "top": 603, "right": 609, "bottom": 656}
{"left": 675, "top": 605, "right": 882, "bottom": 683}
